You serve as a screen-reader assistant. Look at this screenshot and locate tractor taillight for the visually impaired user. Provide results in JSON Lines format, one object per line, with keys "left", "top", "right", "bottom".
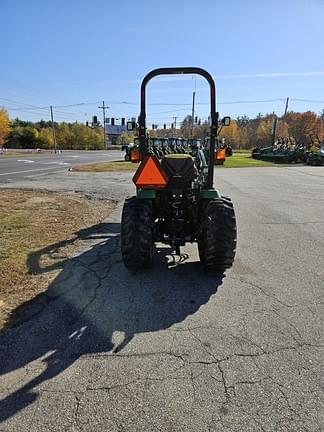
{"left": 131, "top": 149, "right": 141, "bottom": 162}
{"left": 215, "top": 149, "right": 226, "bottom": 160}
{"left": 133, "top": 154, "right": 168, "bottom": 188}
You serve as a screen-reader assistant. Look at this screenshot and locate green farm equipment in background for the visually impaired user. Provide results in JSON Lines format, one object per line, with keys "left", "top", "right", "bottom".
{"left": 305, "top": 135, "right": 324, "bottom": 166}
{"left": 252, "top": 137, "right": 308, "bottom": 164}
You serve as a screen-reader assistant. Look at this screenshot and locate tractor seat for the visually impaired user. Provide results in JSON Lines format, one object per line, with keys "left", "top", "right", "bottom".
{"left": 161, "top": 154, "right": 198, "bottom": 188}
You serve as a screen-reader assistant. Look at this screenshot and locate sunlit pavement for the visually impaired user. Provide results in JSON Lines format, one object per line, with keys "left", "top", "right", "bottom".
{"left": 0, "top": 150, "right": 124, "bottom": 183}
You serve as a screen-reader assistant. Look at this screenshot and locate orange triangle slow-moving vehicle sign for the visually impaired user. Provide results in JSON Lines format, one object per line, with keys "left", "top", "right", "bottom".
{"left": 133, "top": 154, "right": 169, "bottom": 188}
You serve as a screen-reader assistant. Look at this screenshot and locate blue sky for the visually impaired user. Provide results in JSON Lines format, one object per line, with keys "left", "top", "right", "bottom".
{"left": 1, "top": 0, "right": 324, "bottom": 126}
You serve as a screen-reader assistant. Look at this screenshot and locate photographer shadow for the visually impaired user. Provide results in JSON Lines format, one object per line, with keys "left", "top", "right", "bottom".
{"left": 0, "top": 221, "right": 224, "bottom": 423}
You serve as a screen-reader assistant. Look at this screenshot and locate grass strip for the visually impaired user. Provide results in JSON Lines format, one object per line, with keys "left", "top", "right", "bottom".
{"left": 73, "top": 153, "right": 277, "bottom": 172}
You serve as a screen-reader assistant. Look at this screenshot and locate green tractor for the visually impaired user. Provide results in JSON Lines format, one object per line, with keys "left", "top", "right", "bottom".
{"left": 306, "top": 145, "right": 324, "bottom": 166}
{"left": 121, "top": 67, "right": 237, "bottom": 271}
{"left": 306, "top": 135, "right": 324, "bottom": 166}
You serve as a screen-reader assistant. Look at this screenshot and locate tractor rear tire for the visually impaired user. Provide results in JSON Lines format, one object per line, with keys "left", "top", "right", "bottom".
{"left": 121, "top": 197, "right": 154, "bottom": 269}
{"left": 198, "top": 197, "right": 237, "bottom": 271}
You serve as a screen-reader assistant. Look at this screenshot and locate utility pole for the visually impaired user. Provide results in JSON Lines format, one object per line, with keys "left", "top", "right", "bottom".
{"left": 191, "top": 91, "right": 196, "bottom": 138}
{"left": 173, "top": 116, "right": 178, "bottom": 129}
{"left": 271, "top": 117, "right": 278, "bottom": 146}
{"left": 98, "top": 101, "right": 109, "bottom": 149}
{"left": 50, "top": 105, "right": 57, "bottom": 154}
{"left": 284, "top": 97, "right": 289, "bottom": 115}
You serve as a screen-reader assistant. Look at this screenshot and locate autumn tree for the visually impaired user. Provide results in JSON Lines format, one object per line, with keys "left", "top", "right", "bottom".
{"left": 284, "top": 111, "right": 322, "bottom": 144}
{"left": 38, "top": 128, "right": 53, "bottom": 149}
{"left": 86, "top": 127, "right": 104, "bottom": 150}
{"left": 0, "top": 108, "right": 11, "bottom": 146}
{"left": 236, "top": 115, "right": 250, "bottom": 128}
{"left": 255, "top": 117, "right": 273, "bottom": 147}
{"left": 56, "top": 123, "right": 72, "bottom": 149}
{"left": 7, "top": 126, "right": 39, "bottom": 148}
{"left": 276, "top": 120, "right": 289, "bottom": 138}
{"left": 219, "top": 120, "right": 240, "bottom": 147}
{"left": 235, "top": 116, "right": 252, "bottom": 149}
{"left": 236, "top": 125, "right": 250, "bottom": 149}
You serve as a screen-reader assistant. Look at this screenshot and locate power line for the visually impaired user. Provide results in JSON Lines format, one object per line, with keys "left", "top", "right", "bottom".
{"left": 106, "top": 99, "right": 284, "bottom": 106}
{"left": 8, "top": 107, "right": 83, "bottom": 117}
{"left": 53, "top": 101, "right": 101, "bottom": 108}
{"left": 8, "top": 108, "right": 51, "bottom": 117}
{"left": 2, "top": 96, "right": 289, "bottom": 111}
{"left": 148, "top": 107, "right": 191, "bottom": 116}
{"left": 9, "top": 108, "right": 81, "bottom": 119}
{"left": 3, "top": 105, "right": 49, "bottom": 112}
{"left": 3, "top": 96, "right": 324, "bottom": 112}
{"left": 3, "top": 95, "right": 324, "bottom": 125}
{"left": 8, "top": 109, "right": 87, "bottom": 123}
{"left": 217, "top": 98, "right": 285, "bottom": 105}
{"left": 291, "top": 98, "right": 324, "bottom": 104}
{"left": 0, "top": 97, "right": 47, "bottom": 109}
{"left": 101, "top": 98, "right": 285, "bottom": 106}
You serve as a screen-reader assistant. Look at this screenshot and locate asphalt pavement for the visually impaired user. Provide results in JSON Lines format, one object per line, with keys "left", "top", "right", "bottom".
{"left": 0, "top": 150, "right": 124, "bottom": 184}
{"left": 0, "top": 165, "right": 323, "bottom": 431}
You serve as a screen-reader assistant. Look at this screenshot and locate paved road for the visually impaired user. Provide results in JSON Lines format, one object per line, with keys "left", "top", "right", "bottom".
{"left": 0, "top": 150, "right": 124, "bottom": 184}
{"left": 0, "top": 166, "right": 323, "bottom": 431}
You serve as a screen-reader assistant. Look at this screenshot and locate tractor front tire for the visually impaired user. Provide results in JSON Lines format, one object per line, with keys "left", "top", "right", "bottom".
{"left": 198, "top": 197, "right": 237, "bottom": 271}
{"left": 121, "top": 197, "right": 154, "bottom": 269}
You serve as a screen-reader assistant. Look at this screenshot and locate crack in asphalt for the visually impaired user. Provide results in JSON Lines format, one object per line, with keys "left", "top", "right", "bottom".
{"left": 76, "top": 342, "right": 324, "bottom": 374}
{"left": 276, "top": 383, "right": 299, "bottom": 415}
{"left": 237, "top": 277, "right": 296, "bottom": 308}
{"left": 217, "top": 362, "right": 234, "bottom": 399}
{"left": 73, "top": 394, "right": 82, "bottom": 423}
{"left": 228, "top": 332, "right": 267, "bottom": 355}
{"left": 189, "top": 366, "right": 198, "bottom": 406}
{"left": 270, "top": 309, "right": 303, "bottom": 340}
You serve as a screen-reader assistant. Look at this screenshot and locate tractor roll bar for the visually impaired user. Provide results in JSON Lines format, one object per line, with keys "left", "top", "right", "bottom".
{"left": 138, "top": 67, "right": 218, "bottom": 189}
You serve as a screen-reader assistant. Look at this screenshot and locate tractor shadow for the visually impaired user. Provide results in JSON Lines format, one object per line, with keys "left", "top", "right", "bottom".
{"left": 0, "top": 221, "right": 225, "bottom": 423}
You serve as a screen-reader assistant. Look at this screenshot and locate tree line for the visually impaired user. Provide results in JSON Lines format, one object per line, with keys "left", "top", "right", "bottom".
{"left": 218, "top": 111, "right": 324, "bottom": 149}
{"left": 0, "top": 107, "right": 323, "bottom": 150}
{"left": 0, "top": 112, "right": 105, "bottom": 150}
{"left": 152, "top": 111, "right": 324, "bottom": 149}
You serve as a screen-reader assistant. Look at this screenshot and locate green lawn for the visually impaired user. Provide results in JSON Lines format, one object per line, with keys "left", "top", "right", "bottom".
{"left": 73, "top": 160, "right": 140, "bottom": 172}
{"left": 73, "top": 152, "right": 278, "bottom": 172}
{"left": 221, "top": 153, "right": 277, "bottom": 168}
